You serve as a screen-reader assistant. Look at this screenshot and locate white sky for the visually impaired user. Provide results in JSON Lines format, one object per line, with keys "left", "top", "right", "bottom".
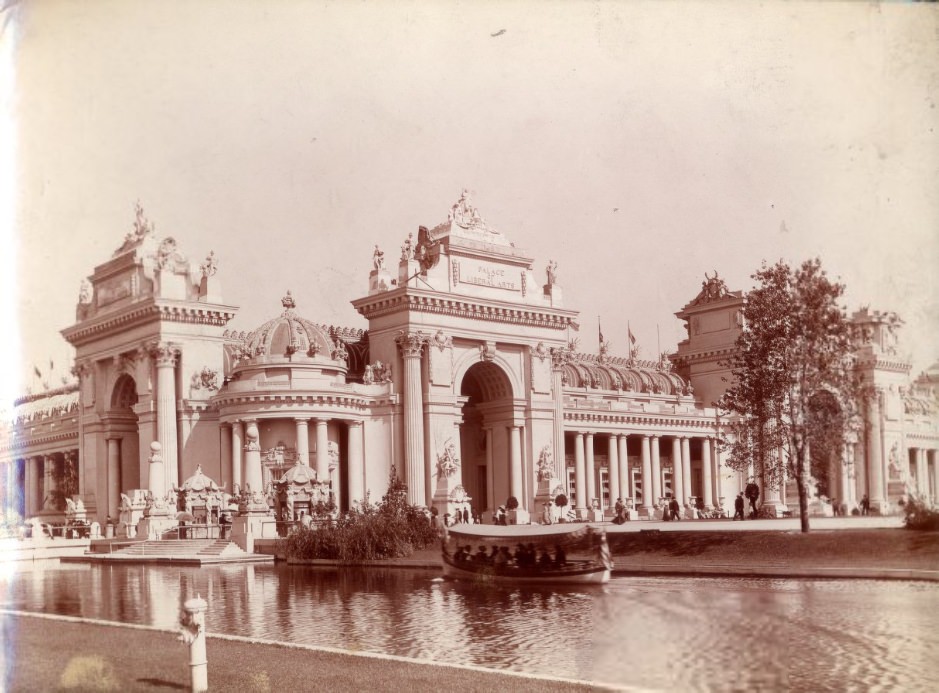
{"left": 4, "top": 0, "right": 938, "bottom": 404}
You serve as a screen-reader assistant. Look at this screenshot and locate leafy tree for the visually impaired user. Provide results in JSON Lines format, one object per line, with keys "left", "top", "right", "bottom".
{"left": 718, "top": 258, "right": 865, "bottom": 533}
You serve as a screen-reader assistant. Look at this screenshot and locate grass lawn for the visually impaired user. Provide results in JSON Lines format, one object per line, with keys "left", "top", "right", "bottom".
{"left": 6, "top": 616, "right": 603, "bottom": 693}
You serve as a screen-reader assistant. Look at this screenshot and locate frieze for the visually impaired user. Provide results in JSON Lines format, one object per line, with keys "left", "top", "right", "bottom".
{"left": 353, "top": 293, "right": 578, "bottom": 330}
{"left": 64, "top": 304, "right": 236, "bottom": 347}
{"left": 96, "top": 273, "right": 134, "bottom": 307}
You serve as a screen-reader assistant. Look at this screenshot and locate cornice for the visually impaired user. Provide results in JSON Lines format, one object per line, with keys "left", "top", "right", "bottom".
{"left": 671, "top": 346, "right": 736, "bottom": 364}
{"left": 213, "top": 391, "right": 394, "bottom": 410}
{"left": 62, "top": 300, "right": 237, "bottom": 346}
{"left": 2, "top": 429, "right": 79, "bottom": 454}
{"left": 564, "top": 410, "right": 718, "bottom": 430}
{"left": 352, "top": 289, "right": 577, "bottom": 330}
{"left": 856, "top": 355, "right": 912, "bottom": 374}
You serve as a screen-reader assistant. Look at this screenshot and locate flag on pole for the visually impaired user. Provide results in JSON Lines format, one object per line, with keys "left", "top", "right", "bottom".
{"left": 627, "top": 323, "right": 636, "bottom": 345}
{"left": 598, "top": 316, "right": 604, "bottom": 345}
{"left": 33, "top": 365, "right": 41, "bottom": 379}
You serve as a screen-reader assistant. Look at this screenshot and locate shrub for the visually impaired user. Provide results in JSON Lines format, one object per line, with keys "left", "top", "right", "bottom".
{"left": 281, "top": 467, "right": 438, "bottom": 561}
{"left": 506, "top": 496, "right": 519, "bottom": 510}
{"left": 555, "top": 494, "right": 568, "bottom": 508}
{"left": 902, "top": 495, "right": 939, "bottom": 531}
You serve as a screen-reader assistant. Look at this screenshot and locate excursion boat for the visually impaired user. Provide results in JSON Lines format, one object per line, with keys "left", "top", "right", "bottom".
{"left": 441, "top": 523, "right": 612, "bottom": 584}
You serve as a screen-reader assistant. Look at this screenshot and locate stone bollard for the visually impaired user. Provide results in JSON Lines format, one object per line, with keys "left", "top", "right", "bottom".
{"left": 179, "top": 594, "right": 208, "bottom": 692}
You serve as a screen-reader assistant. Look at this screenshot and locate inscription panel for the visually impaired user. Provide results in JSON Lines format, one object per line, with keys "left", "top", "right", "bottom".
{"left": 455, "top": 260, "right": 519, "bottom": 292}
{"left": 96, "top": 274, "right": 133, "bottom": 306}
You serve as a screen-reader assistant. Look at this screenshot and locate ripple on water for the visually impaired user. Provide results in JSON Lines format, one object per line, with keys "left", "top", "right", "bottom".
{"left": 4, "top": 563, "right": 939, "bottom": 690}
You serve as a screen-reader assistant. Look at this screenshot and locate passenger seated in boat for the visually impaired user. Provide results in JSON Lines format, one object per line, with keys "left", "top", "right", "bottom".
{"left": 475, "top": 546, "right": 490, "bottom": 564}
{"left": 538, "top": 548, "right": 553, "bottom": 568}
{"left": 452, "top": 545, "right": 467, "bottom": 562}
{"left": 553, "top": 544, "right": 567, "bottom": 567}
{"left": 493, "top": 546, "right": 510, "bottom": 568}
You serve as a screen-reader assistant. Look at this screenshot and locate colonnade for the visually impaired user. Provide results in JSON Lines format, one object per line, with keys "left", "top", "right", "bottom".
{"left": 219, "top": 416, "right": 366, "bottom": 509}
{"left": 1, "top": 449, "right": 79, "bottom": 518}
{"left": 910, "top": 446, "right": 939, "bottom": 501}
{"left": 568, "top": 432, "right": 720, "bottom": 511}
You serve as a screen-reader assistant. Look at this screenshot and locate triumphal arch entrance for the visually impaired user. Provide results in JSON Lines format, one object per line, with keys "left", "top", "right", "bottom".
{"left": 352, "top": 191, "right": 579, "bottom": 519}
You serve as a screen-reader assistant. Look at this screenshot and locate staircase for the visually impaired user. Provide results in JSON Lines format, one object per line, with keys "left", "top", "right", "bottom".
{"left": 104, "top": 538, "right": 269, "bottom": 563}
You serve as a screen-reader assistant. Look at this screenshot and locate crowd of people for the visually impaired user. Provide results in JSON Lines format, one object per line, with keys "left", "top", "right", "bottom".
{"left": 449, "top": 542, "right": 568, "bottom": 570}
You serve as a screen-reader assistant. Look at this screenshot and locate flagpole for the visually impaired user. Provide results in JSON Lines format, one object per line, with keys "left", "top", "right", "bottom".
{"left": 657, "top": 324, "right": 661, "bottom": 359}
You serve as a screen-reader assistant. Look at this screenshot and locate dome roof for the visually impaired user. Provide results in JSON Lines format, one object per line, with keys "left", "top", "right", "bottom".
{"left": 180, "top": 464, "right": 221, "bottom": 492}
{"left": 561, "top": 352, "right": 693, "bottom": 396}
{"left": 242, "top": 291, "right": 334, "bottom": 360}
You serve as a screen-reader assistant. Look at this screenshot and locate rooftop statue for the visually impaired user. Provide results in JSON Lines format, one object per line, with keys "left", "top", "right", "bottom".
{"left": 691, "top": 270, "right": 729, "bottom": 305}
{"left": 114, "top": 200, "right": 155, "bottom": 255}
{"left": 373, "top": 245, "right": 385, "bottom": 271}
{"left": 546, "top": 260, "right": 558, "bottom": 286}
{"left": 449, "top": 188, "right": 483, "bottom": 229}
{"left": 200, "top": 250, "right": 218, "bottom": 278}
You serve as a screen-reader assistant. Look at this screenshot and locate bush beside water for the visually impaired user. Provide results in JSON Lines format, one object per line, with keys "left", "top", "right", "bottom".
{"left": 282, "top": 472, "right": 438, "bottom": 561}
{"left": 902, "top": 495, "right": 939, "bottom": 531}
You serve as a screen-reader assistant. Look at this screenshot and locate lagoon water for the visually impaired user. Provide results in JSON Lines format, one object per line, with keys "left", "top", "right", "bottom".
{"left": 3, "top": 561, "right": 938, "bottom": 691}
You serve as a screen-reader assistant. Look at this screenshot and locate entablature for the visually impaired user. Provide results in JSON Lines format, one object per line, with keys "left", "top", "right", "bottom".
{"left": 352, "top": 288, "right": 578, "bottom": 330}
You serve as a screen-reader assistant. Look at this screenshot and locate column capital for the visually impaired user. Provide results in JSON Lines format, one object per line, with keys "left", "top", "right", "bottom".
{"left": 294, "top": 417, "right": 311, "bottom": 424}
{"left": 348, "top": 420, "right": 364, "bottom": 429}
{"left": 396, "top": 330, "right": 427, "bottom": 358}
{"left": 148, "top": 341, "right": 180, "bottom": 367}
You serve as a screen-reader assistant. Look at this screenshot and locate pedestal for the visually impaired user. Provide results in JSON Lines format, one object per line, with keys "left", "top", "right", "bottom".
{"left": 368, "top": 269, "right": 394, "bottom": 295}
{"left": 230, "top": 511, "right": 270, "bottom": 552}
{"left": 508, "top": 508, "right": 530, "bottom": 525}
{"left": 588, "top": 509, "right": 604, "bottom": 522}
{"left": 136, "top": 513, "right": 179, "bottom": 540}
{"left": 760, "top": 501, "right": 791, "bottom": 518}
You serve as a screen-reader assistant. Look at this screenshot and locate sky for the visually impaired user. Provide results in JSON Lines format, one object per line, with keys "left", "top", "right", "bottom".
{"left": 3, "top": 0, "right": 938, "bottom": 406}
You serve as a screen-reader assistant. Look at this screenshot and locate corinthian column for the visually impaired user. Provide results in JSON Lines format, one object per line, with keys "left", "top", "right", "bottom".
{"left": 868, "top": 392, "right": 885, "bottom": 511}
{"left": 397, "top": 331, "right": 427, "bottom": 507}
{"left": 640, "top": 435, "right": 652, "bottom": 510}
{"left": 295, "top": 418, "right": 310, "bottom": 467}
{"left": 151, "top": 342, "right": 180, "bottom": 491}
{"left": 701, "top": 437, "right": 713, "bottom": 507}
{"left": 650, "top": 436, "right": 662, "bottom": 503}
{"left": 574, "top": 432, "right": 586, "bottom": 512}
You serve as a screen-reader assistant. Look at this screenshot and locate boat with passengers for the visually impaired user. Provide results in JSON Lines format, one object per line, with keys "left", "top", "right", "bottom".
{"left": 441, "top": 523, "right": 612, "bottom": 584}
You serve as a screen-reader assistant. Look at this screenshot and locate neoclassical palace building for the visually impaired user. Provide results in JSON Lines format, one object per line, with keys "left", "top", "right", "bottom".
{"left": 2, "top": 194, "right": 938, "bottom": 530}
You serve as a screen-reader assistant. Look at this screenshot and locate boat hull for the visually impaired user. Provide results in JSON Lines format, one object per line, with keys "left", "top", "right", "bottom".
{"left": 441, "top": 555, "right": 610, "bottom": 585}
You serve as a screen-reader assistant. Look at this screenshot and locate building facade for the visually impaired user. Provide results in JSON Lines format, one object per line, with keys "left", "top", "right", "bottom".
{"left": 2, "top": 194, "right": 937, "bottom": 528}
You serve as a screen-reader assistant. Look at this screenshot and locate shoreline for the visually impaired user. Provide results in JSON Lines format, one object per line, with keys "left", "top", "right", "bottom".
{"left": 285, "top": 526, "right": 939, "bottom": 582}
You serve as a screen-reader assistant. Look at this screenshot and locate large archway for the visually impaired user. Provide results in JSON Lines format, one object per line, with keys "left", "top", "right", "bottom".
{"left": 458, "top": 361, "right": 515, "bottom": 515}
{"left": 105, "top": 374, "right": 140, "bottom": 517}
{"left": 805, "top": 390, "right": 845, "bottom": 502}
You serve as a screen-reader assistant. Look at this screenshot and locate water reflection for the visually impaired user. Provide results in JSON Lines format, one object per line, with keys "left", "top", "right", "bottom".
{"left": 2, "top": 562, "right": 938, "bottom": 691}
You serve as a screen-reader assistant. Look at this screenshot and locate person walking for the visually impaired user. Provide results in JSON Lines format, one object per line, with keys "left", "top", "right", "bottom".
{"left": 733, "top": 492, "right": 745, "bottom": 521}
{"left": 861, "top": 494, "right": 870, "bottom": 516}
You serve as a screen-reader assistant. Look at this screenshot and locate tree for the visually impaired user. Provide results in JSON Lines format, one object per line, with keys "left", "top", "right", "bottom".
{"left": 718, "top": 258, "right": 864, "bottom": 533}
